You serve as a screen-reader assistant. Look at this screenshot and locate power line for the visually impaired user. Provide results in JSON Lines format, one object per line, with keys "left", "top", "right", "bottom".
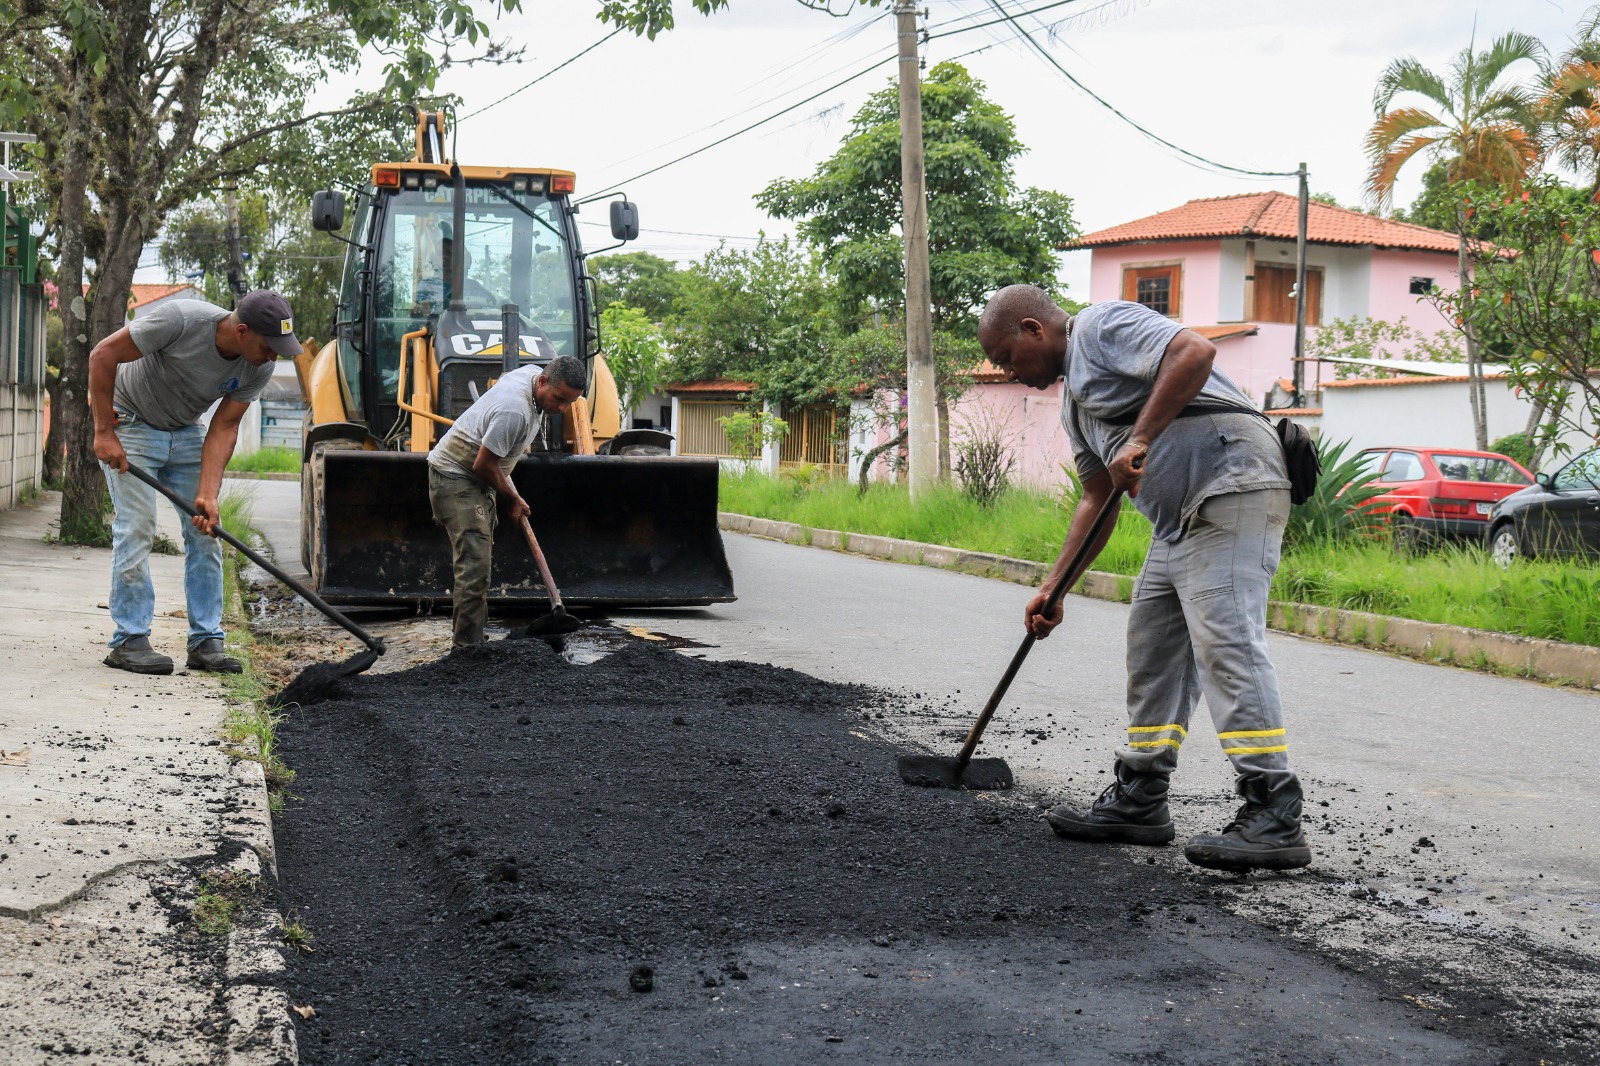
{"left": 458, "top": 28, "right": 624, "bottom": 122}
{"left": 970, "top": 0, "right": 1297, "bottom": 178}
{"left": 578, "top": 52, "right": 898, "bottom": 204}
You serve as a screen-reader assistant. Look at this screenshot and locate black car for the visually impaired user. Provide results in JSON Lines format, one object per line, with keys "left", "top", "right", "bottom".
{"left": 1487, "top": 447, "right": 1600, "bottom": 566}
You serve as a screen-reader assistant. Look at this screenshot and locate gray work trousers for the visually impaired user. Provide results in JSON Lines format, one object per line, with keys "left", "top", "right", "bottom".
{"left": 428, "top": 467, "right": 497, "bottom": 647}
{"left": 1117, "top": 488, "right": 1296, "bottom": 791}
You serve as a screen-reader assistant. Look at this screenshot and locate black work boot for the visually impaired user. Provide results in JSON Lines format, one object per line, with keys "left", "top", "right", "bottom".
{"left": 104, "top": 635, "right": 174, "bottom": 676}
{"left": 1185, "top": 774, "right": 1313, "bottom": 872}
{"left": 1044, "top": 762, "right": 1175, "bottom": 845}
{"left": 186, "top": 638, "right": 242, "bottom": 674}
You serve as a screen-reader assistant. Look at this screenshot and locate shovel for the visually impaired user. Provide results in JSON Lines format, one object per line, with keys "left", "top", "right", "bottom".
{"left": 515, "top": 514, "right": 582, "bottom": 639}
{"left": 898, "top": 488, "right": 1126, "bottom": 791}
{"left": 123, "top": 462, "right": 385, "bottom": 707}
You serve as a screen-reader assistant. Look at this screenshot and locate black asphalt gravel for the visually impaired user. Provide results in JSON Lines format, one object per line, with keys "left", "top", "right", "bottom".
{"left": 271, "top": 637, "right": 1595, "bottom": 1065}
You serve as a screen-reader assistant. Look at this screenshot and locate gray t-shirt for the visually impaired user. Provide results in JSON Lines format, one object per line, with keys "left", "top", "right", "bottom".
{"left": 428, "top": 363, "right": 546, "bottom": 479}
{"left": 1061, "top": 300, "right": 1289, "bottom": 542}
{"left": 116, "top": 300, "right": 276, "bottom": 430}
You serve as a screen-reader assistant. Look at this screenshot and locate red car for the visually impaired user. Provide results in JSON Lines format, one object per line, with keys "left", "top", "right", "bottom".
{"left": 1353, "top": 447, "right": 1535, "bottom": 550}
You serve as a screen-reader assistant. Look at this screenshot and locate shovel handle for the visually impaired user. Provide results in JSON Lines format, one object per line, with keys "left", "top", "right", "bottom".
{"left": 121, "top": 462, "right": 384, "bottom": 655}
{"left": 955, "top": 488, "right": 1126, "bottom": 767}
{"left": 517, "top": 515, "right": 566, "bottom": 612}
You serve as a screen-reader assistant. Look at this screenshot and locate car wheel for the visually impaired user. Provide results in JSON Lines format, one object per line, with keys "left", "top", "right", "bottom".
{"left": 1391, "top": 515, "right": 1424, "bottom": 555}
{"left": 1490, "top": 523, "right": 1520, "bottom": 569}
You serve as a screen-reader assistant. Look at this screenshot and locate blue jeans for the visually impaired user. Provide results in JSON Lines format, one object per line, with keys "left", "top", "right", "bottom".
{"left": 99, "top": 414, "right": 225, "bottom": 650}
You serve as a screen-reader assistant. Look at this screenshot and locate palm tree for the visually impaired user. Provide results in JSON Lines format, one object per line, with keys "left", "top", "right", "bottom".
{"left": 1542, "top": 8, "right": 1600, "bottom": 197}
{"left": 1364, "top": 31, "right": 1546, "bottom": 450}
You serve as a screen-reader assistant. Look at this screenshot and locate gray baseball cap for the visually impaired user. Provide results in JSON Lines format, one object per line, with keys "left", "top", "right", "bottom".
{"left": 236, "top": 290, "right": 302, "bottom": 357}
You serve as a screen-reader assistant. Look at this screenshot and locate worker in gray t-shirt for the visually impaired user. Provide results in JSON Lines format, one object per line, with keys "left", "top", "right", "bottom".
{"left": 89, "top": 291, "right": 301, "bottom": 676}
{"left": 979, "top": 285, "right": 1310, "bottom": 874}
{"left": 426, "top": 354, "right": 587, "bottom": 647}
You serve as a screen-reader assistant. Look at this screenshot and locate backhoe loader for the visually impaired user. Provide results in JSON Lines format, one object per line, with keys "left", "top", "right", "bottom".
{"left": 295, "top": 109, "right": 733, "bottom": 607}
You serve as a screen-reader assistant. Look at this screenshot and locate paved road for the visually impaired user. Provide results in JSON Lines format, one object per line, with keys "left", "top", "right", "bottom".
{"left": 240, "top": 477, "right": 1600, "bottom": 1032}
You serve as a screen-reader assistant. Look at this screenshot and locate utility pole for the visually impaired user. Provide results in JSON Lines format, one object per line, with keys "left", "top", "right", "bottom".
{"left": 896, "top": 0, "right": 937, "bottom": 498}
{"left": 1292, "top": 162, "right": 1308, "bottom": 406}
{"left": 224, "top": 186, "right": 248, "bottom": 304}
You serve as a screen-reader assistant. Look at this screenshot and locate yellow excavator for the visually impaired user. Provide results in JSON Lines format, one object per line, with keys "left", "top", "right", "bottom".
{"left": 293, "top": 109, "right": 733, "bottom": 607}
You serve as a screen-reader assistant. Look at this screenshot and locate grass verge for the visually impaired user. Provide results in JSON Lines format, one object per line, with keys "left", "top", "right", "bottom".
{"left": 217, "top": 487, "right": 297, "bottom": 812}
{"left": 227, "top": 446, "right": 299, "bottom": 474}
{"left": 721, "top": 470, "right": 1600, "bottom": 648}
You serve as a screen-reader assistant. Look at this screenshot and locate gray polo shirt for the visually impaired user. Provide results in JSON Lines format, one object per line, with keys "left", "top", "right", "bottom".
{"left": 428, "top": 363, "right": 546, "bottom": 480}
{"left": 115, "top": 300, "right": 276, "bottom": 430}
{"left": 1061, "top": 300, "right": 1289, "bottom": 542}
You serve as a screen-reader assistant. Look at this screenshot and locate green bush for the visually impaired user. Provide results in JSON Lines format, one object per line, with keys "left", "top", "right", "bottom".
{"left": 1489, "top": 432, "right": 1535, "bottom": 470}
{"left": 1284, "top": 438, "right": 1387, "bottom": 550}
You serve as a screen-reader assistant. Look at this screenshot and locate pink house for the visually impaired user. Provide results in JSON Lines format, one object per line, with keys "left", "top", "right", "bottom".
{"left": 1071, "top": 192, "right": 1464, "bottom": 407}
{"left": 853, "top": 194, "right": 1470, "bottom": 490}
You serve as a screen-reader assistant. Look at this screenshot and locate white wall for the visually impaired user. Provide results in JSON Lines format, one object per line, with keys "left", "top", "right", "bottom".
{"left": 1321, "top": 374, "right": 1597, "bottom": 465}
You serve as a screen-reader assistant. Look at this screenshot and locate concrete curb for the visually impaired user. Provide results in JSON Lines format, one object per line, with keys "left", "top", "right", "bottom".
{"left": 718, "top": 511, "right": 1600, "bottom": 690}
{"left": 225, "top": 471, "right": 298, "bottom": 482}
{"left": 223, "top": 848, "right": 298, "bottom": 1066}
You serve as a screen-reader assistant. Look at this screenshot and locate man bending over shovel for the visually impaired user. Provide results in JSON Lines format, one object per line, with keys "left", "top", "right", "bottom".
{"left": 978, "top": 285, "right": 1311, "bottom": 873}
{"left": 427, "top": 355, "right": 586, "bottom": 647}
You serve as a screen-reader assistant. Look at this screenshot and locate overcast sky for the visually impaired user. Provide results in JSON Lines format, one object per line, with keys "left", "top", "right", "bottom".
{"left": 143, "top": 0, "right": 1582, "bottom": 298}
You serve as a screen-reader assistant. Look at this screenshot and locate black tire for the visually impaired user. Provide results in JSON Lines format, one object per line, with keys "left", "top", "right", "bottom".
{"left": 1490, "top": 523, "right": 1521, "bottom": 569}
{"left": 1390, "top": 514, "right": 1425, "bottom": 555}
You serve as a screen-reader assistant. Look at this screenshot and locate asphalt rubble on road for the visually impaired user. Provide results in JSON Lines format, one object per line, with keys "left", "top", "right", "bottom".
{"left": 271, "top": 635, "right": 1600, "bottom": 1066}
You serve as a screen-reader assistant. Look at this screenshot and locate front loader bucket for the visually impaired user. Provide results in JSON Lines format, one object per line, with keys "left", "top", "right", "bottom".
{"left": 306, "top": 450, "right": 735, "bottom": 607}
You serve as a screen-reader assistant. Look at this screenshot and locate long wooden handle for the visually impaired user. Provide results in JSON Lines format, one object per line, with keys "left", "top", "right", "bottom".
{"left": 517, "top": 515, "right": 565, "bottom": 611}
{"left": 955, "top": 488, "right": 1125, "bottom": 767}
{"left": 123, "top": 462, "right": 384, "bottom": 654}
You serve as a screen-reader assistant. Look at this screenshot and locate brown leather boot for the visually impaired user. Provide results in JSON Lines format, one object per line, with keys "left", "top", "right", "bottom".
{"left": 104, "top": 635, "right": 174, "bottom": 676}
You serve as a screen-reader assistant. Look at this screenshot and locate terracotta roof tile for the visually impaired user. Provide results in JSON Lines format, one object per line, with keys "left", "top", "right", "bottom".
{"left": 1069, "top": 192, "right": 1460, "bottom": 253}
{"left": 1322, "top": 372, "right": 1510, "bottom": 389}
{"left": 1264, "top": 407, "right": 1322, "bottom": 416}
{"left": 128, "top": 282, "right": 199, "bottom": 308}
{"left": 1191, "top": 323, "right": 1259, "bottom": 341}
{"left": 665, "top": 378, "right": 756, "bottom": 395}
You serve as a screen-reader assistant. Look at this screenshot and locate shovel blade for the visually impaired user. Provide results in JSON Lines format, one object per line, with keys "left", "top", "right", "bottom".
{"left": 897, "top": 753, "right": 1014, "bottom": 791}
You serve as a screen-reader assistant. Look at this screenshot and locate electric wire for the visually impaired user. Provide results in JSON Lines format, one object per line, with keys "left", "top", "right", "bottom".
{"left": 969, "top": 0, "right": 1298, "bottom": 178}
{"left": 458, "top": 28, "right": 625, "bottom": 122}
{"left": 578, "top": 51, "right": 898, "bottom": 204}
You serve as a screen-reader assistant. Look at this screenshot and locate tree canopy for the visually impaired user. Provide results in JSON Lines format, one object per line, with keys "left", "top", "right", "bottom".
{"left": 4, "top": 0, "right": 519, "bottom": 541}
{"left": 757, "top": 61, "right": 1077, "bottom": 334}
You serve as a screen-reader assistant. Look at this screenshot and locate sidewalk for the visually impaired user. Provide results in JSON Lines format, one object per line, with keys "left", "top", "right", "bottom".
{"left": 0, "top": 492, "right": 291, "bottom": 1065}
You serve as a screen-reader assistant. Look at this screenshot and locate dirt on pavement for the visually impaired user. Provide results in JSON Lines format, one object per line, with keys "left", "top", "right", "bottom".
{"left": 270, "top": 635, "right": 1599, "bottom": 1065}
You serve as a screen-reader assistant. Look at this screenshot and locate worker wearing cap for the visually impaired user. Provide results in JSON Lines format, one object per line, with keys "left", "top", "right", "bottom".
{"left": 427, "top": 354, "right": 587, "bottom": 647}
{"left": 89, "top": 290, "right": 301, "bottom": 675}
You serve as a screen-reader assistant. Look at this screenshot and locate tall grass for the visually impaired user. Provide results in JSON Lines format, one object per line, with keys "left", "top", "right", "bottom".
{"left": 227, "top": 446, "right": 299, "bottom": 474}
{"left": 721, "top": 470, "right": 1600, "bottom": 646}
{"left": 720, "top": 469, "right": 1153, "bottom": 575}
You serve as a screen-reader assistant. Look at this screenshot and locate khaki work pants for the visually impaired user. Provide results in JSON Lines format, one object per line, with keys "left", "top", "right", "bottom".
{"left": 428, "top": 467, "right": 497, "bottom": 646}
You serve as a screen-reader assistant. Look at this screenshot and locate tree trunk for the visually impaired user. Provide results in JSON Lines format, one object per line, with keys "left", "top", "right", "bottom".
{"left": 936, "top": 395, "right": 950, "bottom": 480}
{"left": 1456, "top": 216, "right": 1489, "bottom": 450}
{"left": 857, "top": 424, "right": 908, "bottom": 497}
{"left": 55, "top": 64, "right": 108, "bottom": 546}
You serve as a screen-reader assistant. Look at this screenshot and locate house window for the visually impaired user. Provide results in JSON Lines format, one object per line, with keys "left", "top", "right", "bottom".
{"left": 1254, "top": 264, "right": 1323, "bottom": 326}
{"left": 1122, "top": 264, "right": 1181, "bottom": 318}
{"left": 1409, "top": 276, "right": 1434, "bottom": 295}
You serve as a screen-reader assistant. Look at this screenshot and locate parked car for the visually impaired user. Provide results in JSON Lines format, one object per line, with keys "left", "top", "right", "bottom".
{"left": 1487, "top": 446, "right": 1600, "bottom": 566}
{"left": 1352, "top": 446, "right": 1535, "bottom": 552}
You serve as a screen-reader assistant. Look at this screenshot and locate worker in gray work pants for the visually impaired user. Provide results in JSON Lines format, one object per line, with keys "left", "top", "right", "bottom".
{"left": 978, "top": 284, "right": 1311, "bottom": 873}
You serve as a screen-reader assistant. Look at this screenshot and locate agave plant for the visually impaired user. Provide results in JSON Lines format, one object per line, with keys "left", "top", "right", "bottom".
{"left": 1284, "top": 438, "right": 1388, "bottom": 551}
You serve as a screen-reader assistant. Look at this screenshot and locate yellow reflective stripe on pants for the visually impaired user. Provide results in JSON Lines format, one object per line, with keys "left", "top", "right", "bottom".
{"left": 1128, "top": 723, "right": 1187, "bottom": 737}
{"left": 1219, "top": 727, "right": 1287, "bottom": 756}
{"left": 1127, "top": 738, "right": 1183, "bottom": 750}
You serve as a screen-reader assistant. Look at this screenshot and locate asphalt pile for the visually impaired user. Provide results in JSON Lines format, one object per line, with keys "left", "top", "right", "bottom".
{"left": 273, "top": 638, "right": 1565, "bottom": 1065}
